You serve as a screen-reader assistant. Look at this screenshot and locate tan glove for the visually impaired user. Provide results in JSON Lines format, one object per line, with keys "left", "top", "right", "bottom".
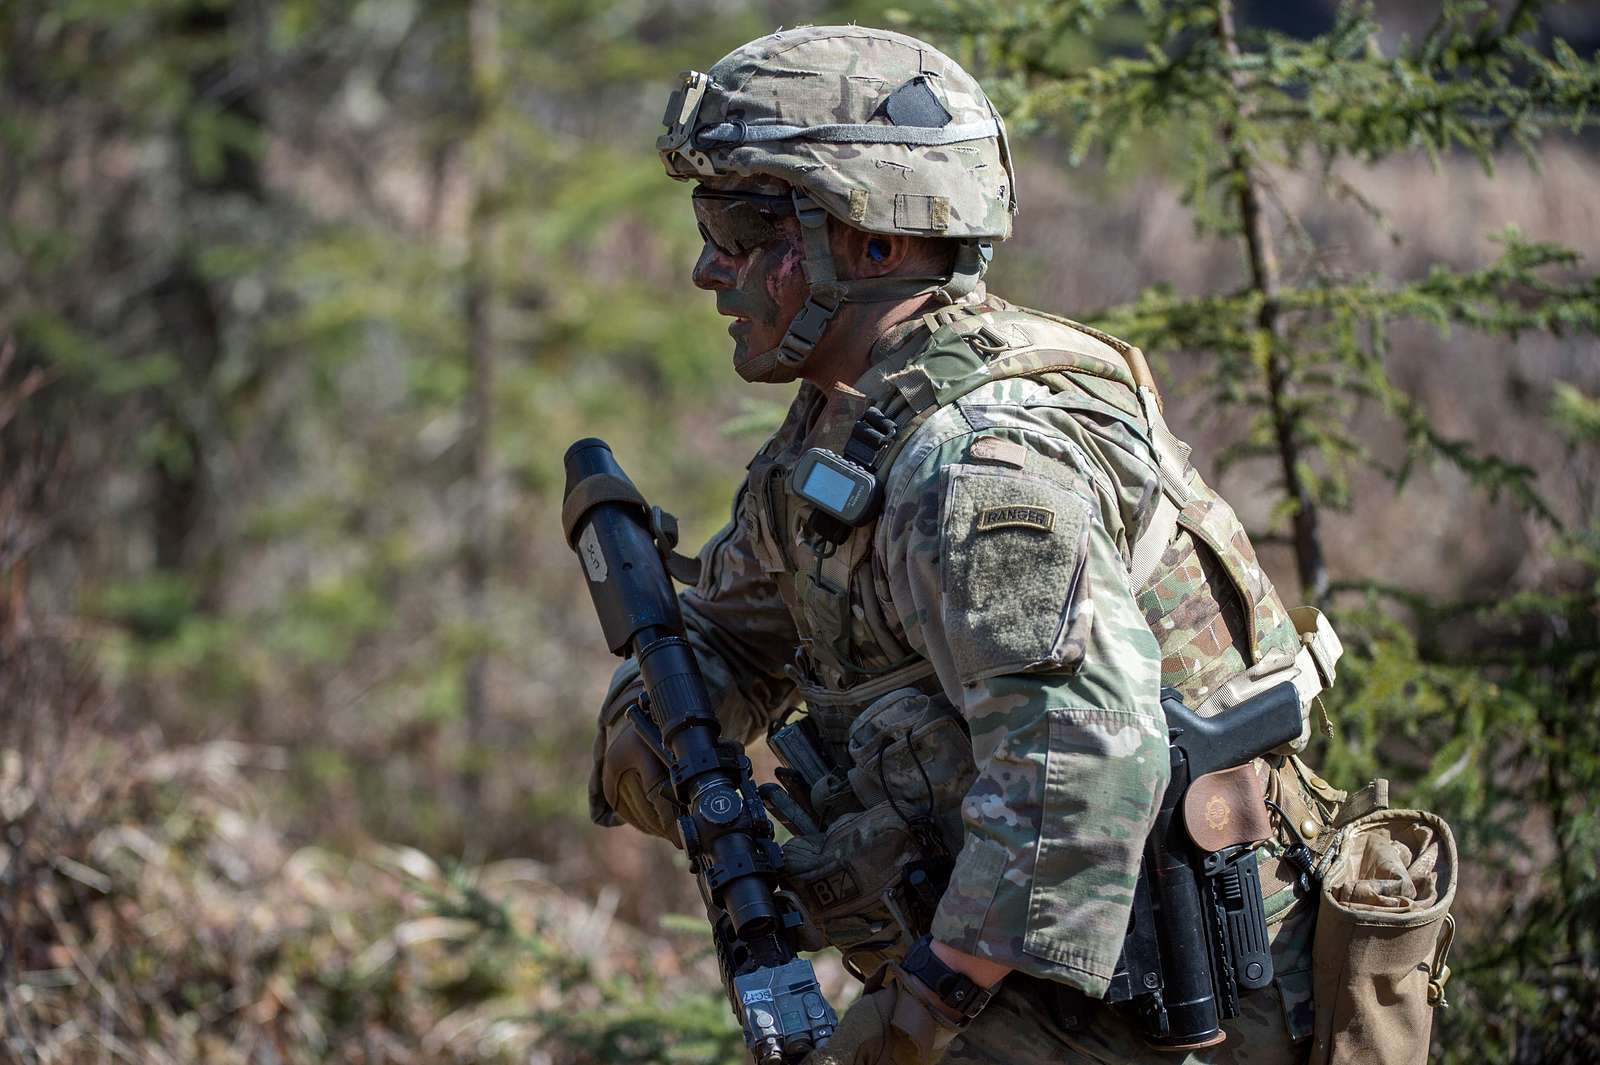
{"left": 803, "top": 965, "right": 963, "bottom": 1065}
{"left": 588, "top": 679, "right": 682, "bottom": 844}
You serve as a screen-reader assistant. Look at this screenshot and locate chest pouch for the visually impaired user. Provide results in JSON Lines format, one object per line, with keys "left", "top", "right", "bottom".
{"left": 779, "top": 686, "right": 977, "bottom": 979}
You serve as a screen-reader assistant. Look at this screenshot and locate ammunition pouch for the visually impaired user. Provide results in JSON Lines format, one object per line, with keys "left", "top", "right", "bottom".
{"left": 1310, "top": 808, "right": 1457, "bottom": 1065}
{"left": 780, "top": 688, "right": 977, "bottom": 978}
{"left": 843, "top": 688, "right": 974, "bottom": 816}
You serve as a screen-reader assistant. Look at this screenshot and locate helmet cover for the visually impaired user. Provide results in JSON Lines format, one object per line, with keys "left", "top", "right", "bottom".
{"left": 658, "top": 26, "right": 1016, "bottom": 241}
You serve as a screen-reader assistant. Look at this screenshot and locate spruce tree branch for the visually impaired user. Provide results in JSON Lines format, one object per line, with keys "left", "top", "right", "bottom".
{"left": 1009, "top": 3, "right": 1599, "bottom": 173}
{"left": 1086, "top": 235, "right": 1591, "bottom": 529}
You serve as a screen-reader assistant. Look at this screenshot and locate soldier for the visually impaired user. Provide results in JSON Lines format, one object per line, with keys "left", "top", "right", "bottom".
{"left": 591, "top": 25, "right": 1351, "bottom": 1065}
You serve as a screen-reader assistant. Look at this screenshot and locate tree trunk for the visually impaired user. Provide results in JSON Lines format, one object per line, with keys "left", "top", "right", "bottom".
{"left": 151, "top": 0, "right": 267, "bottom": 588}
{"left": 459, "top": 0, "right": 502, "bottom": 818}
{"left": 1216, "top": 0, "right": 1329, "bottom": 605}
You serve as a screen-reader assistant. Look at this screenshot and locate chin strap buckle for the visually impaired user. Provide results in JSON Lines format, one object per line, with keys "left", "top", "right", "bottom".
{"left": 776, "top": 291, "right": 842, "bottom": 367}
{"left": 793, "top": 192, "right": 831, "bottom": 232}
{"left": 774, "top": 190, "right": 848, "bottom": 372}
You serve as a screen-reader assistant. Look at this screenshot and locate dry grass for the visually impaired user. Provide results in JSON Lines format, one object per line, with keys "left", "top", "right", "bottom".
{"left": 0, "top": 721, "right": 727, "bottom": 1063}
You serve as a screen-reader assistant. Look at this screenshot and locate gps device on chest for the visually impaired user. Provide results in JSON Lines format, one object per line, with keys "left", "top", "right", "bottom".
{"left": 790, "top": 448, "right": 880, "bottom": 526}
{"left": 788, "top": 405, "right": 898, "bottom": 541}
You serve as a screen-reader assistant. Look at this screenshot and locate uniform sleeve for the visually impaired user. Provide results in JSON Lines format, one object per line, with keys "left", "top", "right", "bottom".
{"left": 880, "top": 435, "right": 1169, "bottom": 997}
{"left": 613, "top": 480, "right": 801, "bottom": 747}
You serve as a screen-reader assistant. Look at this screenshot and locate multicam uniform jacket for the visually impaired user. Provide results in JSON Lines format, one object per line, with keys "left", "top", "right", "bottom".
{"left": 593, "top": 292, "right": 1310, "bottom": 1000}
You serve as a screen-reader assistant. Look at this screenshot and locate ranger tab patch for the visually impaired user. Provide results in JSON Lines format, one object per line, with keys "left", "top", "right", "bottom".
{"left": 976, "top": 504, "right": 1056, "bottom": 533}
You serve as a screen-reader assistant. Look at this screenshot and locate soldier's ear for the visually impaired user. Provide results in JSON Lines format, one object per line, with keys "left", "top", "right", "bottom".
{"left": 841, "top": 228, "right": 911, "bottom": 278}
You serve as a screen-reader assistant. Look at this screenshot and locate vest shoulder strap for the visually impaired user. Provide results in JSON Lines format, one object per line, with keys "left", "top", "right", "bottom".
{"left": 871, "top": 305, "right": 1140, "bottom": 419}
{"left": 861, "top": 302, "right": 1193, "bottom": 589}
{"left": 858, "top": 303, "right": 1154, "bottom": 479}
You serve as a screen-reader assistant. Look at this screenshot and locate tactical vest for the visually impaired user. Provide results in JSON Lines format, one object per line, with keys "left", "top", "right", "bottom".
{"left": 743, "top": 296, "right": 1340, "bottom": 752}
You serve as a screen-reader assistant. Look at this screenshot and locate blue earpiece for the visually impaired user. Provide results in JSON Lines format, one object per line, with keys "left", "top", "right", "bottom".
{"left": 867, "top": 239, "right": 890, "bottom": 263}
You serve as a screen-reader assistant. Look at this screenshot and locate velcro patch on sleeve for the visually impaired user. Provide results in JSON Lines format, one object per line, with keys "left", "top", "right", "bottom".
{"left": 967, "top": 434, "right": 1029, "bottom": 470}
{"left": 939, "top": 465, "right": 1090, "bottom": 684}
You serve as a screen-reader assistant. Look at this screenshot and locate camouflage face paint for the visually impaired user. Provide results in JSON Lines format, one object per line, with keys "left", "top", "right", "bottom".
{"left": 716, "top": 225, "right": 808, "bottom": 373}
{"left": 687, "top": 186, "right": 811, "bottom": 374}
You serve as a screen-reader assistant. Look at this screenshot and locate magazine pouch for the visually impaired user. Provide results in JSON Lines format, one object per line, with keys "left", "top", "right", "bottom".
{"left": 780, "top": 688, "right": 976, "bottom": 978}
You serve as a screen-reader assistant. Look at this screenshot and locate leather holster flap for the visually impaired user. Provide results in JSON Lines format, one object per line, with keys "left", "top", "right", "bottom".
{"left": 1184, "top": 761, "right": 1273, "bottom": 853}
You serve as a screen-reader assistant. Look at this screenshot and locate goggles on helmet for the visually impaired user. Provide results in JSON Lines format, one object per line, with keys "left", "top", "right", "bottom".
{"left": 690, "top": 188, "right": 796, "bottom": 257}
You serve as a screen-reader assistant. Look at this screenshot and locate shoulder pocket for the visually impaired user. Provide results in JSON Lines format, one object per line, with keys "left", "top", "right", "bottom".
{"left": 938, "top": 464, "right": 1090, "bottom": 684}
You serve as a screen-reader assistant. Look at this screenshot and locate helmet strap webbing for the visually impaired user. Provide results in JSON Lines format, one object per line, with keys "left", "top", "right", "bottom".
{"left": 772, "top": 192, "right": 847, "bottom": 371}
{"left": 738, "top": 190, "right": 993, "bottom": 383}
{"left": 941, "top": 239, "right": 992, "bottom": 302}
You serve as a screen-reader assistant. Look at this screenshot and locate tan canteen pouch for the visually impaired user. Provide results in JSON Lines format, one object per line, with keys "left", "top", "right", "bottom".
{"left": 1310, "top": 809, "right": 1457, "bottom": 1065}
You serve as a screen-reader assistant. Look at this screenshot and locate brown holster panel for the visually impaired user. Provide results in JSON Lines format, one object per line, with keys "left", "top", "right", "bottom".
{"left": 1183, "top": 761, "right": 1273, "bottom": 853}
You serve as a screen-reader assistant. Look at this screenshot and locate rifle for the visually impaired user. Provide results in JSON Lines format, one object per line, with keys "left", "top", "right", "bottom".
{"left": 1107, "top": 682, "right": 1307, "bottom": 1049}
{"left": 562, "top": 438, "right": 837, "bottom": 1064}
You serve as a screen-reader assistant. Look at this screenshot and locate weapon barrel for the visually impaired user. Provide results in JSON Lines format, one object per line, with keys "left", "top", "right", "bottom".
{"left": 563, "top": 438, "right": 782, "bottom": 939}
{"left": 562, "top": 438, "right": 682, "bottom": 655}
{"left": 634, "top": 629, "right": 778, "bottom": 936}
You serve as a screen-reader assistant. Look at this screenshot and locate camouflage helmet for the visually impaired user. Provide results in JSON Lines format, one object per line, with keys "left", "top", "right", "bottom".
{"left": 657, "top": 26, "right": 1018, "bottom": 382}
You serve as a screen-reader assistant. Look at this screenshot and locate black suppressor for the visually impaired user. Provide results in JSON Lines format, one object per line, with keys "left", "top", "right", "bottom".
{"left": 1106, "top": 682, "right": 1303, "bottom": 1050}
{"left": 562, "top": 439, "right": 836, "bottom": 1064}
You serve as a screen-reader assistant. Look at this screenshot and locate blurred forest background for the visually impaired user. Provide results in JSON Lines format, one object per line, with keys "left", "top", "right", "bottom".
{"left": 2, "top": 0, "right": 1597, "bottom": 1062}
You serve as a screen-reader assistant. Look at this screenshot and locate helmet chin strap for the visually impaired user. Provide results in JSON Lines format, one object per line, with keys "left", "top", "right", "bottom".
{"left": 733, "top": 191, "right": 993, "bottom": 385}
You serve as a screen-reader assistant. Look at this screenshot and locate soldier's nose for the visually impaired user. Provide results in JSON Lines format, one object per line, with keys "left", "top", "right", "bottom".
{"left": 692, "top": 242, "right": 738, "bottom": 291}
